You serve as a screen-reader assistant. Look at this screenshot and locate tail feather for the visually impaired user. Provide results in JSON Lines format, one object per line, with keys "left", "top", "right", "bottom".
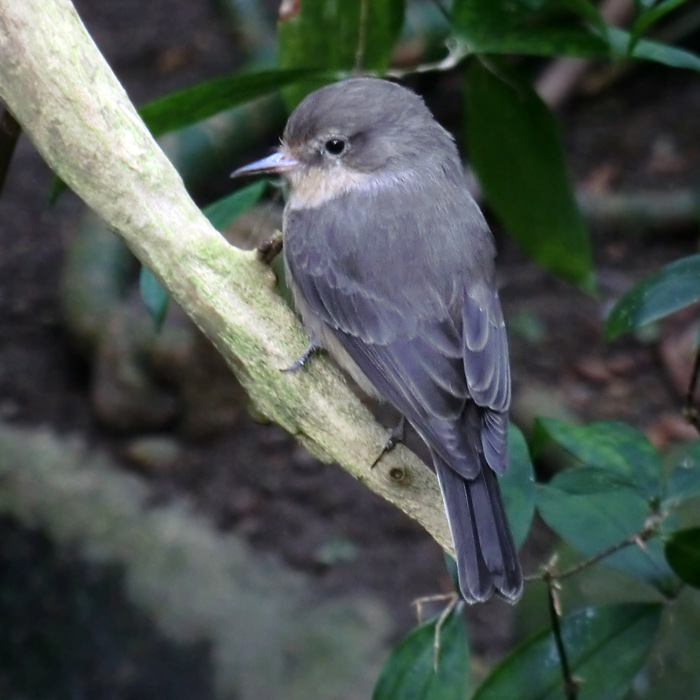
{"left": 434, "top": 455, "right": 523, "bottom": 604}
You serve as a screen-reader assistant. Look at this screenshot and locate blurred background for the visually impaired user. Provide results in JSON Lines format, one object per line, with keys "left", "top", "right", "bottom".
{"left": 2, "top": 0, "right": 700, "bottom": 698}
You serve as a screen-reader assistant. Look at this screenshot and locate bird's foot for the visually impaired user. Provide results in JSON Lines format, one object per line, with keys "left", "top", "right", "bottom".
{"left": 256, "top": 233, "right": 283, "bottom": 265}
{"left": 371, "top": 416, "right": 406, "bottom": 468}
{"left": 281, "top": 342, "right": 321, "bottom": 373}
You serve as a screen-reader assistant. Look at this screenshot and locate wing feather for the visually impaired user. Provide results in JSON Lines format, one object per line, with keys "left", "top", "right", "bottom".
{"left": 284, "top": 180, "right": 510, "bottom": 478}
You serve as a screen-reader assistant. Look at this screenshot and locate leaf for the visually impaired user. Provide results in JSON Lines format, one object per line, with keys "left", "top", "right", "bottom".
{"left": 465, "top": 60, "right": 593, "bottom": 288}
{"left": 665, "top": 439, "right": 700, "bottom": 504}
{"left": 452, "top": 0, "right": 611, "bottom": 58}
{"left": 452, "top": 0, "right": 700, "bottom": 71}
{"left": 665, "top": 528, "right": 700, "bottom": 588}
{"left": 139, "top": 69, "right": 328, "bottom": 137}
{"left": 139, "top": 267, "right": 169, "bottom": 330}
{"left": 537, "top": 484, "right": 674, "bottom": 586}
{"left": 532, "top": 419, "right": 663, "bottom": 499}
{"left": 203, "top": 181, "right": 267, "bottom": 231}
{"left": 372, "top": 605, "right": 469, "bottom": 700}
{"left": 472, "top": 604, "right": 662, "bottom": 700}
{"left": 467, "top": 27, "right": 610, "bottom": 58}
{"left": 612, "top": 28, "right": 700, "bottom": 71}
{"left": 630, "top": 0, "right": 691, "bottom": 48}
{"left": 278, "top": 0, "right": 405, "bottom": 107}
{"left": 606, "top": 254, "right": 700, "bottom": 340}
{"left": 547, "top": 466, "right": 641, "bottom": 495}
{"left": 547, "top": 0, "right": 607, "bottom": 34}
{"left": 501, "top": 424, "right": 536, "bottom": 548}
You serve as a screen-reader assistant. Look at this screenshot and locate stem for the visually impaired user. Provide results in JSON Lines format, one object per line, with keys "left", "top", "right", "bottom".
{"left": 384, "top": 38, "right": 472, "bottom": 79}
{"left": 545, "top": 574, "right": 579, "bottom": 700}
{"left": 525, "top": 514, "right": 661, "bottom": 583}
{"left": 354, "top": 0, "right": 369, "bottom": 72}
{"left": 432, "top": 595, "right": 459, "bottom": 671}
{"left": 683, "top": 346, "right": 700, "bottom": 434}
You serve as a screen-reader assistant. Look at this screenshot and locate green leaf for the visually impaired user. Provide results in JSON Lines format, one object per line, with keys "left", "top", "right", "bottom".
{"left": 612, "top": 28, "right": 700, "bottom": 71}
{"left": 372, "top": 605, "right": 469, "bottom": 700}
{"left": 548, "top": 0, "right": 607, "bottom": 35}
{"left": 465, "top": 61, "right": 593, "bottom": 288}
{"left": 472, "top": 603, "right": 662, "bottom": 700}
{"left": 203, "top": 181, "right": 267, "bottom": 231}
{"left": 278, "top": 0, "right": 405, "bottom": 107}
{"left": 502, "top": 424, "right": 536, "bottom": 548}
{"left": 443, "top": 553, "right": 461, "bottom": 593}
{"left": 468, "top": 26, "right": 610, "bottom": 58}
{"left": 139, "top": 69, "right": 329, "bottom": 137}
{"left": 630, "top": 0, "right": 691, "bottom": 47}
{"left": 606, "top": 254, "right": 700, "bottom": 340}
{"left": 666, "top": 439, "right": 700, "bottom": 504}
{"left": 452, "top": 0, "right": 700, "bottom": 68}
{"left": 139, "top": 267, "right": 169, "bottom": 330}
{"left": 665, "top": 528, "right": 700, "bottom": 588}
{"left": 532, "top": 419, "right": 663, "bottom": 499}
{"left": 537, "top": 484, "right": 674, "bottom": 586}
{"left": 452, "top": 0, "right": 611, "bottom": 58}
{"left": 547, "top": 466, "right": 641, "bottom": 495}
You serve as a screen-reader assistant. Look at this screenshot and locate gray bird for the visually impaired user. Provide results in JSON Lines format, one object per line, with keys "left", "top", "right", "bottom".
{"left": 232, "top": 77, "right": 523, "bottom": 604}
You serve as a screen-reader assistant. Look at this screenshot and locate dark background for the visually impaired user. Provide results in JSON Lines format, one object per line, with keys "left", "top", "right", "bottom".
{"left": 2, "top": 1, "right": 700, "bottom": 698}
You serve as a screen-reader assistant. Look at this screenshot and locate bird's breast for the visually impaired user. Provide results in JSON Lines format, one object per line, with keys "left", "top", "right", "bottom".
{"left": 286, "top": 165, "right": 376, "bottom": 211}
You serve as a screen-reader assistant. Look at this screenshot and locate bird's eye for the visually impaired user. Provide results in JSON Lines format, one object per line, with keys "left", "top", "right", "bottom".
{"left": 324, "top": 138, "right": 346, "bottom": 156}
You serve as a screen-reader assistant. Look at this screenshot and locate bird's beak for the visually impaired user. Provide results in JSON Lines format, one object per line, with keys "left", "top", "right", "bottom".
{"left": 230, "top": 151, "right": 299, "bottom": 178}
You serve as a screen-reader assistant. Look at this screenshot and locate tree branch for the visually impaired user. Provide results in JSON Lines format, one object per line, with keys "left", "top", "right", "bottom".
{"left": 0, "top": 0, "right": 453, "bottom": 554}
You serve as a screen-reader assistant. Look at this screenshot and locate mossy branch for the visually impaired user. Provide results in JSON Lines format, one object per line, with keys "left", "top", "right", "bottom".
{"left": 0, "top": 0, "right": 453, "bottom": 554}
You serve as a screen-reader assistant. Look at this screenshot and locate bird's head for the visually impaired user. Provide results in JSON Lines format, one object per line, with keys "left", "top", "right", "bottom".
{"left": 232, "top": 78, "right": 459, "bottom": 208}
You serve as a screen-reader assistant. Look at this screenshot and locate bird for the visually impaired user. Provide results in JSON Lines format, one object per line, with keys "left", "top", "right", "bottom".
{"left": 232, "top": 77, "right": 523, "bottom": 604}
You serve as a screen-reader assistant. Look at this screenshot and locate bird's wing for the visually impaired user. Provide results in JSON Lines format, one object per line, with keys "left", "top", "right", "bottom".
{"left": 283, "top": 187, "right": 510, "bottom": 479}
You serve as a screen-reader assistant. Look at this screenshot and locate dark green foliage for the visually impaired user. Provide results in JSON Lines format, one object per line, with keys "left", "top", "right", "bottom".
{"left": 665, "top": 529, "right": 700, "bottom": 589}
{"left": 203, "top": 181, "right": 267, "bottom": 232}
{"left": 139, "top": 69, "right": 327, "bottom": 137}
{"left": 606, "top": 254, "right": 700, "bottom": 340}
{"left": 139, "top": 267, "right": 169, "bottom": 330}
{"left": 278, "top": 0, "right": 404, "bottom": 107}
{"left": 472, "top": 604, "right": 662, "bottom": 700}
{"left": 502, "top": 423, "right": 536, "bottom": 549}
{"left": 465, "top": 60, "right": 594, "bottom": 288}
{"left": 372, "top": 605, "right": 469, "bottom": 700}
{"left": 534, "top": 420, "right": 700, "bottom": 592}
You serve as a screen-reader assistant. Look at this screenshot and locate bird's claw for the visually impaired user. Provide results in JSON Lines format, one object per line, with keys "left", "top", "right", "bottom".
{"left": 281, "top": 342, "right": 320, "bottom": 373}
{"left": 370, "top": 416, "right": 406, "bottom": 468}
{"left": 256, "top": 233, "right": 283, "bottom": 265}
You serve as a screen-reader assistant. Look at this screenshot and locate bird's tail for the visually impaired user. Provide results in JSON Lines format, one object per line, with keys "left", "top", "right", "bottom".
{"left": 433, "top": 455, "right": 523, "bottom": 604}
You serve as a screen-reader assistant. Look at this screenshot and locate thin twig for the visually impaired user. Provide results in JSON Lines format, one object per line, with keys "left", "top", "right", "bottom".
{"left": 545, "top": 573, "right": 579, "bottom": 700}
{"left": 525, "top": 514, "right": 662, "bottom": 583}
{"left": 354, "top": 0, "right": 369, "bottom": 72}
{"left": 432, "top": 594, "right": 460, "bottom": 671}
{"left": 412, "top": 592, "right": 456, "bottom": 624}
{"left": 384, "top": 37, "right": 472, "bottom": 79}
{"left": 682, "top": 347, "right": 700, "bottom": 434}
{"left": 413, "top": 593, "right": 460, "bottom": 671}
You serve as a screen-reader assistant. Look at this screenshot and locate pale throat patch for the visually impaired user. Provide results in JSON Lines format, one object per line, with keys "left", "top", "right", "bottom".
{"left": 285, "top": 163, "right": 383, "bottom": 210}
